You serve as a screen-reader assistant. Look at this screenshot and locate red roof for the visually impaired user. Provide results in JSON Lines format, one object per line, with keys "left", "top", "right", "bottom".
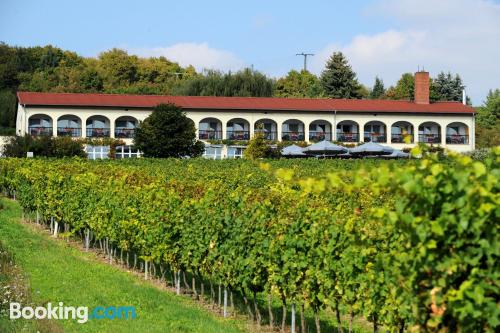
{"left": 17, "top": 91, "right": 475, "bottom": 114}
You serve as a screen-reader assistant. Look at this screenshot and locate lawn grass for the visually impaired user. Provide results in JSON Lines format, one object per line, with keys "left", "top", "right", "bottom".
{"left": 0, "top": 197, "right": 246, "bottom": 333}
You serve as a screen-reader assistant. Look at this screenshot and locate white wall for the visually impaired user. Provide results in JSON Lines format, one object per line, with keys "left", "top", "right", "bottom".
{"left": 19, "top": 105, "right": 475, "bottom": 152}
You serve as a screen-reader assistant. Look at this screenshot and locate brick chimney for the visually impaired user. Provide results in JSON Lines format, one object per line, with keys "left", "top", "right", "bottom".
{"left": 414, "top": 71, "right": 430, "bottom": 104}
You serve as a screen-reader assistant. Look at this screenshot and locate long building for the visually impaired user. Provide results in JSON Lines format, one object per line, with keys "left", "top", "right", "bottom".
{"left": 15, "top": 71, "right": 475, "bottom": 158}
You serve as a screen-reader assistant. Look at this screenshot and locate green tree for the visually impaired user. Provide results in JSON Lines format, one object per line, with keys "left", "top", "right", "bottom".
{"left": 475, "top": 89, "right": 500, "bottom": 148}
{"left": 370, "top": 76, "right": 385, "bottom": 99}
{"left": 0, "top": 90, "right": 16, "bottom": 130}
{"left": 384, "top": 73, "right": 414, "bottom": 100}
{"left": 274, "top": 70, "right": 324, "bottom": 98}
{"left": 176, "top": 68, "right": 274, "bottom": 97}
{"left": 98, "top": 48, "right": 139, "bottom": 89}
{"left": 320, "top": 52, "right": 362, "bottom": 99}
{"left": 134, "top": 103, "right": 205, "bottom": 158}
{"left": 243, "top": 132, "right": 272, "bottom": 159}
{"left": 476, "top": 89, "right": 500, "bottom": 128}
{"left": 431, "top": 71, "right": 465, "bottom": 102}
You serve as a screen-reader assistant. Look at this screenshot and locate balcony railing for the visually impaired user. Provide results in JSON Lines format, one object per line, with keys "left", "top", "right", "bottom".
{"left": 227, "top": 130, "right": 250, "bottom": 140}
{"left": 419, "top": 134, "right": 441, "bottom": 144}
{"left": 446, "top": 134, "right": 469, "bottom": 144}
{"left": 391, "top": 133, "right": 414, "bottom": 143}
{"left": 28, "top": 126, "right": 52, "bottom": 136}
{"left": 364, "top": 133, "right": 387, "bottom": 143}
{"left": 282, "top": 131, "right": 305, "bottom": 141}
{"left": 86, "top": 128, "right": 111, "bottom": 138}
{"left": 309, "top": 131, "right": 332, "bottom": 142}
{"left": 115, "top": 128, "right": 136, "bottom": 139}
{"left": 255, "top": 130, "right": 277, "bottom": 141}
{"left": 336, "top": 132, "right": 359, "bottom": 142}
{"left": 199, "top": 130, "right": 222, "bottom": 140}
{"left": 57, "top": 127, "right": 81, "bottom": 137}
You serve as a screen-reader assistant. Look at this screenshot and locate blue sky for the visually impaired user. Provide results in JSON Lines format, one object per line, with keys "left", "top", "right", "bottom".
{"left": 1, "top": 0, "right": 499, "bottom": 104}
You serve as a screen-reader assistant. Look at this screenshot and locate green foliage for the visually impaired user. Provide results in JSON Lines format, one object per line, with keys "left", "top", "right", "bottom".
{"left": 1, "top": 135, "right": 86, "bottom": 158}
{"left": 243, "top": 133, "right": 272, "bottom": 159}
{"left": 476, "top": 89, "right": 500, "bottom": 128}
{"left": 0, "top": 90, "right": 16, "bottom": 129}
{"left": 388, "top": 151, "right": 499, "bottom": 331}
{"left": 0, "top": 198, "right": 245, "bottom": 333}
{"left": 384, "top": 73, "right": 414, "bottom": 100}
{"left": 274, "top": 70, "right": 324, "bottom": 98}
{"left": 134, "top": 103, "right": 204, "bottom": 158}
{"left": 320, "top": 52, "right": 363, "bottom": 99}
{"left": 176, "top": 68, "right": 274, "bottom": 97}
{"left": 369, "top": 76, "right": 385, "bottom": 99}
{"left": 430, "top": 71, "right": 465, "bottom": 102}
{"left": 476, "top": 89, "right": 500, "bottom": 148}
{"left": 1, "top": 152, "right": 497, "bottom": 333}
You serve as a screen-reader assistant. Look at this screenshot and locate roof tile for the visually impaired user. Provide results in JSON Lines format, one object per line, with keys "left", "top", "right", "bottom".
{"left": 16, "top": 91, "right": 475, "bottom": 114}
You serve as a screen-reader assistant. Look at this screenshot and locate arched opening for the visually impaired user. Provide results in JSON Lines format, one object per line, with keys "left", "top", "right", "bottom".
{"left": 254, "top": 119, "right": 278, "bottom": 140}
{"left": 198, "top": 118, "right": 222, "bottom": 140}
{"left": 364, "top": 121, "right": 387, "bottom": 143}
{"left": 418, "top": 122, "right": 441, "bottom": 144}
{"left": 282, "top": 119, "right": 305, "bottom": 141}
{"left": 28, "top": 114, "right": 53, "bottom": 136}
{"left": 226, "top": 118, "right": 250, "bottom": 140}
{"left": 86, "top": 115, "right": 111, "bottom": 138}
{"left": 391, "top": 121, "right": 414, "bottom": 143}
{"left": 57, "top": 115, "right": 82, "bottom": 137}
{"left": 336, "top": 120, "right": 359, "bottom": 142}
{"left": 309, "top": 120, "right": 332, "bottom": 141}
{"left": 446, "top": 122, "right": 469, "bottom": 144}
{"left": 115, "top": 116, "right": 138, "bottom": 139}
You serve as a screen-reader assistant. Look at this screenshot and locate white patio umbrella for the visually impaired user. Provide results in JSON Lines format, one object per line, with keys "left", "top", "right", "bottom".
{"left": 349, "top": 142, "right": 393, "bottom": 156}
{"left": 381, "top": 149, "right": 410, "bottom": 159}
{"left": 281, "top": 144, "right": 307, "bottom": 157}
{"left": 303, "top": 140, "right": 348, "bottom": 155}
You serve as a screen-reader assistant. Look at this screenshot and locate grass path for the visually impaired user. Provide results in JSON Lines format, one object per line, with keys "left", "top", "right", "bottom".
{"left": 0, "top": 197, "right": 246, "bottom": 333}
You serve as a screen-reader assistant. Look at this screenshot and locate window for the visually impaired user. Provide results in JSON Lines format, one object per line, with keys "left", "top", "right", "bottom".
{"left": 86, "top": 146, "right": 110, "bottom": 160}
{"left": 115, "top": 146, "right": 142, "bottom": 159}
{"left": 227, "top": 147, "right": 245, "bottom": 159}
{"left": 447, "top": 127, "right": 460, "bottom": 135}
{"left": 203, "top": 146, "right": 222, "bottom": 160}
{"left": 288, "top": 123, "right": 299, "bottom": 132}
{"left": 337, "top": 124, "right": 352, "bottom": 133}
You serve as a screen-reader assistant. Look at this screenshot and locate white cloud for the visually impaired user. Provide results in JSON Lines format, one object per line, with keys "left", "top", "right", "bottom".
{"left": 311, "top": 0, "right": 500, "bottom": 104}
{"left": 131, "top": 42, "right": 245, "bottom": 72}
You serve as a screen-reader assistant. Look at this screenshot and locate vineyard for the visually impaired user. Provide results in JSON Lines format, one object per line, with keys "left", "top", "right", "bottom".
{"left": 0, "top": 151, "right": 498, "bottom": 333}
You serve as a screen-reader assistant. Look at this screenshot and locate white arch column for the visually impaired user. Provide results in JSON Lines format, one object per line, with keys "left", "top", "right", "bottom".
{"left": 110, "top": 117, "right": 116, "bottom": 139}
{"left": 81, "top": 116, "right": 88, "bottom": 138}
{"left": 52, "top": 118, "right": 58, "bottom": 137}
{"left": 277, "top": 121, "right": 283, "bottom": 142}
{"left": 249, "top": 120, "right": 255, "bottom": 139}
{"left": 358, "top": 121, "right": 366, "bottom": 143}
{"left": 221, "top": 122, "right": 227, "bottom": 140}
{"left": 304, "top": 120, "right": 311, "bottom": 143}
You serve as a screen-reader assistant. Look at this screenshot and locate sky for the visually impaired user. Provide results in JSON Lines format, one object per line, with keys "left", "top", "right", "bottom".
{"left": 1, "top": 0, "right": 499, "bottom": 104}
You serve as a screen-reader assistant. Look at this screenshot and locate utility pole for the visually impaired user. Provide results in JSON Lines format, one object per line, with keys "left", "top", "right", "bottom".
{"left": 296, "top": 52, "right": 314, "bottom": 71}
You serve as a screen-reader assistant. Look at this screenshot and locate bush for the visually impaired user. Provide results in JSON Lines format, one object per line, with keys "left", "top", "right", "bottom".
{"left": 1, "top": 135, "right": 86, "bottom": 158}
{"left": 51, "top": 137, "right": 86, "bottom": 158}
{"left": 243, "top": 133, "right": 272, "bottom": 159}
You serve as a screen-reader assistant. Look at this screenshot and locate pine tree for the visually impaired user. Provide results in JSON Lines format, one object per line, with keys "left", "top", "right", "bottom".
{"left": 370, "top": 76, "right": 385, "bottom": 99}
{"left": 431, "top": 71, "right": 465, "bottom": 102}
{"left": 320, "top": 52, "right": 362, "bottom": 99}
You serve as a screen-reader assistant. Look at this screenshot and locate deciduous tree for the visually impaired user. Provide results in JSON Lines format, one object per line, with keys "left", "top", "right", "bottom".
{"left": 134, "top": 103, "right": 205, "bottom": 158}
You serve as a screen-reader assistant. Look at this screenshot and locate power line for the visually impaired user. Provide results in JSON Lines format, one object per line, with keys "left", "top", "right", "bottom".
{"left": 296, "top": 52, "right": 314, "bottom": 71}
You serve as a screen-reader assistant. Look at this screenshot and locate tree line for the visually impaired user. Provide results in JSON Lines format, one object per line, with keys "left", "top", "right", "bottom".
{"left": 0, "top": 42, "right": 498, "bottom": 146}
